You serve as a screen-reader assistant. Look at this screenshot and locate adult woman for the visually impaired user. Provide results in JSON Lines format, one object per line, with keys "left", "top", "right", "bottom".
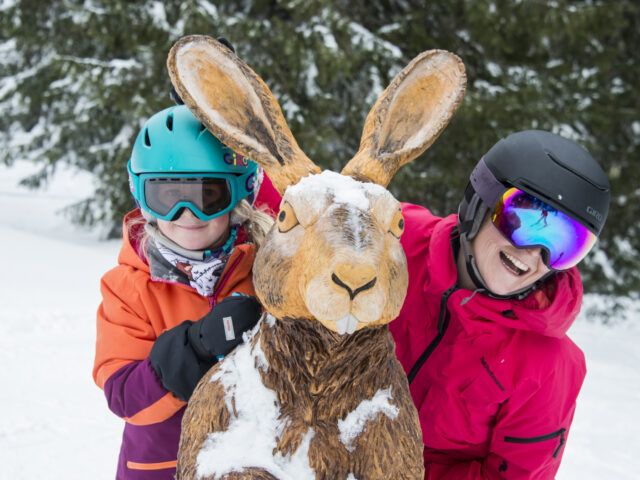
{"left": 390, "top": 130, "right": 610, "bottom": 478}
{"left": 93, "top": 105, "right": 279, "bottom": 479}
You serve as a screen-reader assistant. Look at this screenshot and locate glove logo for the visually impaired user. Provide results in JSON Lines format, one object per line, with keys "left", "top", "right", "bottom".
{"left": 223, "top": 316, "right": 236, "bottom": 341}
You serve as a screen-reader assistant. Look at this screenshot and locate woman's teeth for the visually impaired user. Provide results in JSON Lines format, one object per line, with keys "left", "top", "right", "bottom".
{"left": 500, "top": 251, "right": 530, "bottom": 275}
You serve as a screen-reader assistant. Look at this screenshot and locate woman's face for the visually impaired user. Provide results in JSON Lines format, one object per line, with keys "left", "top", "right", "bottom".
{"left": 157, "top": 208, "right": 230, "bottom": 251}
{"left": 471, "top": 216, "right": 551, "bottom": 295}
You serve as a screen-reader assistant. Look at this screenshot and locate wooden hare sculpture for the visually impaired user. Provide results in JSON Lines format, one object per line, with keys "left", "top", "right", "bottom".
{"left": 167, "top": 35, "right": 466, "bottom": 480}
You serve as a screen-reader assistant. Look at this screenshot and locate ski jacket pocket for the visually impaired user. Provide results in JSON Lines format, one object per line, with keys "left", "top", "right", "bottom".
{"left": 504, "top": 428, "right": 566, "bottom": 458}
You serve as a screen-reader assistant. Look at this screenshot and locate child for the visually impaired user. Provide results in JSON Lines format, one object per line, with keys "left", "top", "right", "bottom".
{"left": 93, "top": 105, "right": 279, "bottom": 479}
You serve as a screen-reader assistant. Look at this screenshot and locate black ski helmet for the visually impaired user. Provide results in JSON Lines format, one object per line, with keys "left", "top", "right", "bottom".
{"left": 458, "top": 130, "right": 610, "bottom": 298}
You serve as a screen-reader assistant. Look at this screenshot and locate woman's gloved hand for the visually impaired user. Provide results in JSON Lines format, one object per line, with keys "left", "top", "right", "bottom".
{"left": 149, "top": 294, "right": 262, "bottom": 401}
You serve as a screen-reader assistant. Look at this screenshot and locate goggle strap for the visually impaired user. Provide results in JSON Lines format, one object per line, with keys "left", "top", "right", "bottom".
{"left": 459, "top": 192, "right": 490, "bottom": 241}
{"left": 470, "top": 157, "right": 507, "bottom": 209}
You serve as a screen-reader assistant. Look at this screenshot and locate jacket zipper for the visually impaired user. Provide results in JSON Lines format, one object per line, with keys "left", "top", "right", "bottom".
{"left": 209, "top": 250, "right": 245, "bottom": 308}
{"left": 504, "top": 428, "right": 567, "bottom": 458}
{"left": 407, "top": 282, "right": 457, "bottom": 385}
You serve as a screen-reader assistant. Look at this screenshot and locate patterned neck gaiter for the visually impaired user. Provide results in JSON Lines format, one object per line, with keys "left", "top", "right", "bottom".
{"left": 149, "top": 241, "right": 234, "bottom": 297}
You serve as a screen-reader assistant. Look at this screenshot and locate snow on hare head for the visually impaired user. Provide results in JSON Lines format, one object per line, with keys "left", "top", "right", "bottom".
{"left": 168, "top": 35, "right": 466, "bottom": 334}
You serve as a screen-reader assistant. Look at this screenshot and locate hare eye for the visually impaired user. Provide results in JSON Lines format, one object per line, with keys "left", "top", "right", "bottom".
{"left": 389, "top": 210, "right": 404, "bottom": 238}
{"left": 277, "top": 202, "right": 299, "bottom": 233}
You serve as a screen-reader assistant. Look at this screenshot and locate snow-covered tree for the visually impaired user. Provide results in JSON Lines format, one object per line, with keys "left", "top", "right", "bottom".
{"left": 1, "top": 0, "right": 638, "bottom": 300}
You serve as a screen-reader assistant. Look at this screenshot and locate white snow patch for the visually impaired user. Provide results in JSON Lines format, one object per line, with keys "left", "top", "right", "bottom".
{"left": 365, "top": 64, "right": 385, "bottom": 106}
{"left": 264, "top": 312, "right": 277, "bottom": 328}
{"left": 0, "top": 160, "right": 101, "bottom": 242}
{"left": 199, "top": 325, "right": 315, "bottom": 479}
{"left": 473, "top": 79, "right": 506, "bottom": 96}
{"left": 0, "top": 51, "right": 54, "bottom": 98}
{"left": 304, "top": 61, "right": 320, "bottom": 98}
{"left": 288, "top": 170, "right": 387, "bottom": 211}
{"left": 589, "top": 248, "right": 617, "bottom": 282}
{"left": 196, "top": 0, "right": 219, "bottom": 19}
{"left": 506, "top": 65, "right": 540, "bottom": 87}
{"left": 0, "top": 0, "right": 18, "bottom": 10}
{"left": 611, "top": 77, "right": 625, "bottom": 95}
{"left": 149, "top": 1, "right": 170, "bottom": 30}
{"left": 338, "top": 387, "right": 399, "bottom": 452}
{"left": 486, "top": 61, "right": 502, "bottom": 77}
{"left": 580, "top": 67, "right": 598, "bottom": 79}
{"left": 281, "top": 96, "right": 303, "bottom": 123}
{"left": 579, "top": 294, "right": 640, "bottom": 324}
{"left": 546, "top": 58, "right": 564, "bottom": 69}
{"left": 312, "top": 23, "right": 338, "bottom": 50}
{"left": 552, "top": 123, "right": 583, "bottom": 143}
{"left": 348, "top": 22, "right": 402, "bottom": 59}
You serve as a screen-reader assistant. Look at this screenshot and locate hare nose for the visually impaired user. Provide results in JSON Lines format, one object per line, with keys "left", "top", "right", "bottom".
{"left": 331, "top": 264, "right": 377, "bottom": 300}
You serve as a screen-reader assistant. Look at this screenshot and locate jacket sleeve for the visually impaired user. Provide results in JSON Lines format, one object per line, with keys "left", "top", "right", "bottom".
{"left": 423, "top": 345, "right": 586, "bottom": 479}
{"left": 93, "top": 267, "right": 186, "bottom": 425}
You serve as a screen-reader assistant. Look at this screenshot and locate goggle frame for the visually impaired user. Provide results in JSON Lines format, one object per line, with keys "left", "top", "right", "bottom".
{"left": 491, "top": 187, "right": 597, "bottom": 271}
{"left": 129, "top": 169, "right": 256, "bottom": 222}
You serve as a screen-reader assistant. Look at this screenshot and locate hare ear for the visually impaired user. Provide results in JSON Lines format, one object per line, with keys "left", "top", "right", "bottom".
{"left": 341, "top": 50, "right": 466, "bottom": 187}
{"left": 167, "top": 35, "right": 321, "bottom": 195}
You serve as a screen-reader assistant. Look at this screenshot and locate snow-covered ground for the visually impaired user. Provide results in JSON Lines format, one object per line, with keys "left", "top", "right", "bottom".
{"left": 0, "top": 161, "right": 638, "bottom": 479}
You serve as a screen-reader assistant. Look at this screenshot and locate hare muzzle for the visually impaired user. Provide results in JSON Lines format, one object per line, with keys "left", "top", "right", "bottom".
{"left": 332, "top": 263, "right": 377, "bottom": 299}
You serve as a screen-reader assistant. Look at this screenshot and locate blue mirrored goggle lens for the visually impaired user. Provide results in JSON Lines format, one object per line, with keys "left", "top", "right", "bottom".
{"left": 143, "top": 177, "right": 232, "bottom": 219}
{"left": 492, "top": 188, "right": 596, "bottom": 270}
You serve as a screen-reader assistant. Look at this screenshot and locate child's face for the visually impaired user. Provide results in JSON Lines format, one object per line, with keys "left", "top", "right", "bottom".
{"left": 472, "top": 216, "right": 550, "bottom": 295}
{"left": 157, "top": 208, "right": 230, "bottom": 251}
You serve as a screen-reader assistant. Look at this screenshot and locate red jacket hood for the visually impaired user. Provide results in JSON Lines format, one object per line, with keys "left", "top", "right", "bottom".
{"left": 402, "top": 204, "right": 583, "bottom": 339}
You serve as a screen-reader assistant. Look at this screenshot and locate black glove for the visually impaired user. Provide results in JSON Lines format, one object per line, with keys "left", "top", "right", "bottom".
{"left": 169, "top": 36, "right": 236, "bottom": 105}
{"left": 149, "top": 294, "right": 262, "bottom": 401}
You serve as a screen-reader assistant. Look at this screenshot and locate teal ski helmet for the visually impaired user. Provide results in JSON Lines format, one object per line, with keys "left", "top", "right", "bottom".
{"left": 128, "top": 105, "right": 260, "bottom": 221}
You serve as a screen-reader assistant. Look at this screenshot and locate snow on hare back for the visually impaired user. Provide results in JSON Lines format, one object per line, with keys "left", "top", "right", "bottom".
{"left": 168, "top": 35, "right": 466, "bottom": 480}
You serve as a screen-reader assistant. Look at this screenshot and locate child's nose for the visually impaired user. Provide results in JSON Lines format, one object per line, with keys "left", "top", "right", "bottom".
{"left": 174, "top": 207, "right": 198, "bottom": 221}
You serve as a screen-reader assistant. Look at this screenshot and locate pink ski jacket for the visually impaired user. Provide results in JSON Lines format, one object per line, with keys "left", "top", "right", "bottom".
{"left": 390, "top": 204, "right": 586, "bottom": 479}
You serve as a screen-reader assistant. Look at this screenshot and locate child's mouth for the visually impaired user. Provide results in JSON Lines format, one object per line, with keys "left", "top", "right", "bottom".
{"left": 175, "top": 224, "right": 205, "bottom": 230}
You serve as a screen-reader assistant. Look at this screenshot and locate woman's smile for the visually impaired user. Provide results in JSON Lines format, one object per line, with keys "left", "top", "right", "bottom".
{"left": 499, "top": 250, "right": 530, "bottom": 276}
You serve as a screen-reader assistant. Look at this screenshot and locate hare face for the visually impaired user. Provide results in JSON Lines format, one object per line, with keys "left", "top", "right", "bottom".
{"left": 253, "top": 171, "right": 408, "bottom": 334}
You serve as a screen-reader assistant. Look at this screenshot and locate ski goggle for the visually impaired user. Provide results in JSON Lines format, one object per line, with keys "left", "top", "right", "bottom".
{"left": 492, "top": 188, "right": 597, "bottom": 271}
{"left": 132, "top": 172, "right": 255, "bottom": 221}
